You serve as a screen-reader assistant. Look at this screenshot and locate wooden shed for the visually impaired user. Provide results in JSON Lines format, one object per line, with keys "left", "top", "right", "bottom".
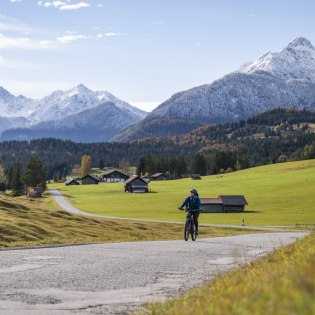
{"left": 151, "top": 173, "right": 167, "bottom": 181}
{"left": 124, "top": 176, "right": 148, "bottom": 193}
{"left": 200, "top": 195, "right": 248, "bottom": 213}
{"left": 191, "top": 174, "right": 201, "bottom": 180}
{"left": 81, "top": 174, "right": 99, "bottom": 185}
{"left": 27, "top": 187, "right": 43, "bottom": 198}
{"left": 220, "top": 195, "right": 248, "bottom": 212}
{"left": 101, "top": 169, "right": 129, "bottom": 183}
{"left": 65, "top": 178, "right": 80, "bottom": 186}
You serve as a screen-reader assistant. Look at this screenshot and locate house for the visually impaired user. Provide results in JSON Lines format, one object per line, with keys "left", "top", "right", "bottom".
{"left": 141, "top": 176, "right": 150, "bottom": 183}
{"left": 200, "top": 195, "right": 248, "bottom": 213}
{"left": 27, "top": 187, "right": 43, "bottom": 198}
{"left": 151, "top": 173, "right": 167, "bottom": 181}
{"left": 191, "top": 174, "right": 201, "bottom": 180}
{"left": 124, "top": 176, "right": 148, "bottom": 193}
{"left": 101, "top": 169, "right": 130, "bottom": 183}
{"left": 81, "top": 174, "right": 99, "bottom": 185}
{"left": 65, "top": 178, "right": 80, "bottom": 186}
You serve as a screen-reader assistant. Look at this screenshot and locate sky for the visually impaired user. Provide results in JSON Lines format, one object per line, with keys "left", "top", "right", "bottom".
{"left": 1, "top": 0, "right": 315, "bottom": 112}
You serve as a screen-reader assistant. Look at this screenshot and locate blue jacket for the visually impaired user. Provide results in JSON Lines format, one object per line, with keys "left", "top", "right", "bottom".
{"left": 180, "top": 195, "right": 201, "bottom": 211}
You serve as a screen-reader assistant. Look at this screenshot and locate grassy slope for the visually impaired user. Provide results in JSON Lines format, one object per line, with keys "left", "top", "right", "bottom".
{"left": 0, "top": 193, "right": 255, "bottom": 248}
{"left": 51, "top": 159, "right": 315, "bottom": 226}
{"left": 140, "top": 232, "right": 315, "bottom": 315}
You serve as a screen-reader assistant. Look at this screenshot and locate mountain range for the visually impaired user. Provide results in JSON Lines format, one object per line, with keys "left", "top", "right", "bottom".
{"left": 115, "top": 37, "right": 315, "bottom": 141}
{"left": 0, "top": 85, "right": 147, "bottom": 142}
{"left": 1, "top": 37, "right": 315, "bottom": 143}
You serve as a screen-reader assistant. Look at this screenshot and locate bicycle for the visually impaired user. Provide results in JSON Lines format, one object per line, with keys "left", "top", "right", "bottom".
{"left": 179, "top": 207, "right": 197, "bottom": 241}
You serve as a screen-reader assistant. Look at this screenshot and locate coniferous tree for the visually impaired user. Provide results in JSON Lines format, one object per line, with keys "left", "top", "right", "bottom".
{"left": 0, "top": 161, "right": 6, "bottom": 192}
{"left": 23, "top": 155, "right": 46, "bottom": 189}
{"left": 12, "top": 162, "right": 24, "bottom": 196}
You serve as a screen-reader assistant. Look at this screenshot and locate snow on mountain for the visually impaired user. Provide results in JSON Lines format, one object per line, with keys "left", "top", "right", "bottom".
{"left": 239, "top": 37, "right": 315, "bottom": 82}
{"left": 115, "top": 37, "right": 315, "bottom": 142}
{"left": 1, "top": 101, "right": 143, "bottom": 142}
{"left": 0, "top": 87, "right": 37, "bottom": 118}
{"left": 30, "top": 84, "right": 146, "bottom": 122}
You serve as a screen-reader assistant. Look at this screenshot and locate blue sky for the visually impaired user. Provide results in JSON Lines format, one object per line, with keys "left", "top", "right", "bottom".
{"left": 1, "top": 0, "right": 315, "bottom": 111}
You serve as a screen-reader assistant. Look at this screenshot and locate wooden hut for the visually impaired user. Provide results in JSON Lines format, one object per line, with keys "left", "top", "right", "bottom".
{"left": 27, "top": 187, "right": 43, "bottom": 198}
{"left": 65, "top": 178, "right": 80, "bottom": 186}
{"left": 124, "top": 176, "right": 148, "bottom": 193}
{"left": 200, "top": 195, "right": 248, "bottom": 213}
{"left": 220, "top": 195, "right": 248, "bottom": 212}
{"left": 81, "top": 174, "right": 99, "bottom": 185}
{"left": 151, "top": 173, "right": 167, "bottom": 181}
{"left": 101, "top": 169, "right": 129, "bottom": 183}
{"left": 191, "top": 174, "right": 201, "bottom": 180}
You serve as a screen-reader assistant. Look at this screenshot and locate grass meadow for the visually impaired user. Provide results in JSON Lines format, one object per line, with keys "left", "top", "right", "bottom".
{"left": 139, "top": 231, "right": 315, "bottom": 315}
{"left": 0, "top": 193, "right": 256, "bottom": 248}
{"left": 51, "top": 159, "right": 315, "bottom": 227}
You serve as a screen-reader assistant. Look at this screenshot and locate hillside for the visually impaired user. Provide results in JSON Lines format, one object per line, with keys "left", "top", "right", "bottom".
{"left": 0, "top": 193, "right": 248, "bottom": 248}
{"left": 53, "top": 159, "right": 315, "bottom": 227}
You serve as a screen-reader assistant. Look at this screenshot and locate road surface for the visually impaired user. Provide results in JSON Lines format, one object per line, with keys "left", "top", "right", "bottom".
{"left": 0, "top": 232, "right": 307, "bottom": 314}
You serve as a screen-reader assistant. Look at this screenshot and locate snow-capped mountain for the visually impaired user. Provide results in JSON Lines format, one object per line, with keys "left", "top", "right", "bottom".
{"left": 2, "top": 101, "right": 144, "bottom": 142}
{"left": 0, "top": 87, "right": 36, "bottom": 118}
{"left": 239, "top": 37, "right": 315, "bottom": 82}
{"left": 115, "top": 37, "right": 315, "bottom": 142}
{"left": 30, "top": 84, "right": 146, "bottom": 122}
{"left": 0, "top": 84, "right": 147, "bottom": 142}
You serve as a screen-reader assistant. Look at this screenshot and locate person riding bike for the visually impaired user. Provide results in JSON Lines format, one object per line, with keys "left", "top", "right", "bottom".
{"left": 179, "top": 188, "right": 201, "bottom": 235}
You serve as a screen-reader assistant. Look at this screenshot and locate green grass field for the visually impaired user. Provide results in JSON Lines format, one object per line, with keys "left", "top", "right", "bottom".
{"left": 51, "top": 159, "right": 315, "bottom": 227}
{"left": 139, "top": 231, "right": 315, "bottom": 315}
{"left": 0, "top": 193, "right": 256, "bottom": 248}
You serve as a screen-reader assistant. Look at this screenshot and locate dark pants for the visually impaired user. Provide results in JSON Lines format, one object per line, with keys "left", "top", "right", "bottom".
{"left": 186, "top": 211, "right": 200, "bottom": 231}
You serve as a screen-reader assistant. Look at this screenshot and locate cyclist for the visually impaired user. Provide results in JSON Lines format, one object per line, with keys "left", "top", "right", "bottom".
{"left": 179, "top": 188, "right": 201, "bottom": 234}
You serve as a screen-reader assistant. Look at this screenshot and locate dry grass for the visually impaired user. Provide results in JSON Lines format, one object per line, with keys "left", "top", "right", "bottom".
{"left": 0, "top": 193, "right": 257, "bottom": 248}
{"left": 139, "top": 232, "right": 315, "bottom": 315}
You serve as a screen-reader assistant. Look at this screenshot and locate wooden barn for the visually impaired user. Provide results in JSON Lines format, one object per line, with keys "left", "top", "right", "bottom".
{"left": 124, "top": 176, "right": 148, "bottom": 193}
{"left": 27, "top": 187, "right": 43, "bottom": 198}
{"left": 101, "top": 169, "right": 130, "bottom": 183}
{"left": 151, "top": 173, "right": 167, "bottom": 181}
{"left": 200, "top": 195, "right": 248, "bottom": 213}
{"left": 65, "top": 178, "right": 80, "bottom": 186}
{"left": 191, "top": 174, "right": 201, "bottom": 180}
{"left": 81, "top": 174, "right": 99, "bottom": 185}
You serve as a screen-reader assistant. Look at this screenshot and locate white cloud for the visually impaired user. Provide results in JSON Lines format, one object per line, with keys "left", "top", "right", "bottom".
{"left": 38, "top": 1, "right": 90, "bottom": 10}
{"left": 97, "top": 4, "right": 104, "bottom": 8}
{"left": 56, "top": 34, "right": 87, "bottom": 43}
{"left": 0, "top": 33, "right": 55, "bottom": 50}
{"left": 10, "top": 0, "right": 23, "bottom": 2}
{"left": 97, "top": 32, "right": 122, "bottom": 38}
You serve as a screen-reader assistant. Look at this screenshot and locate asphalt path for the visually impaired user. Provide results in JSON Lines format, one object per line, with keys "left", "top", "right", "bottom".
{"left": 0, "top": 232, "right": 308, "bottom": 314}
{"left": 48, "top": 188, "right": 286, "bottom": 231}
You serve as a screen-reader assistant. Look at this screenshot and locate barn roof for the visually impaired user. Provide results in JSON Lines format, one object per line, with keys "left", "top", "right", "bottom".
{"left": 125, "top": 176, "right": 148, "bottom": 185}
{"left": 102, "top": 169, "right": 128, "bottom": 177}
{"left": 151, "top": 173, "right": 165, "bottom": 178}
{"left": 81, "top": 174, "right": 99, "bottom": 181}
{"left": 219, "top": 195, "right": 248, "bottom": 205}
{"left": 65, "top": 178, "right": 80, "bottom": 185}
{"left": 200, "top": 198, "right": 222, "bottom": 205}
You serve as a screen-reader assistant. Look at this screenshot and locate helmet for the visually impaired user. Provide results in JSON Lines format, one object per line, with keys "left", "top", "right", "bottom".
{"left": 190, "top": 188, "right": 197, "bottom": 194}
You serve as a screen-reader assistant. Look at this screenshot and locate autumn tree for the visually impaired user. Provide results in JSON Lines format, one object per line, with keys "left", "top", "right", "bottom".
{"left": 81, "top": 155, "right": 92, "bottom": 177}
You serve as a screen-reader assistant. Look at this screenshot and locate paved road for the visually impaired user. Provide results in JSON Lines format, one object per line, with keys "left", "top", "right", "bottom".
{"left": 48, "top": 188, "right": 286, "bottom": 231}
{"left": 0, "top": 232, "right": 307, "bottom": 314}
